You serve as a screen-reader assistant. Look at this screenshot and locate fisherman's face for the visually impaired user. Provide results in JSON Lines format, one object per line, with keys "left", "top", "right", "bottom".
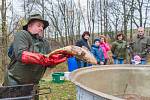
{"left": 137, "top": 27, "right": 144, "bottom": 36}
{"left": 28, "top": 20, "right": 44, "bottom": 36}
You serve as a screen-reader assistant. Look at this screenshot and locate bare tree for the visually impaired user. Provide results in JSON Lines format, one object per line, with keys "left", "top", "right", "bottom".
{"left": 4, "top": 0, "right": 150, "bottom": 53}
{"left": 91, "top": 0, "right": 95, "bottom": 42}
{"left": 103, "top": 0, "right": 108, "bottom": 34}
{"left": 123, "top": 0, "right": 128, "bottom": 36}
{"left": 86, "top": 0, "right": 91, "bottom": 32}
{"left": 130, "top": 0, "right": 135, "bottom": 40}
{"left": 1, "top": 0, "right": 8, "bottom": 83}
{"left": 132, "top": 0, "right": 150, "bottom": 28}
{"left": 100, "top": 0, "right": 103, "bottom": 34}
{"left": 143, "top": 0, "right": 150, "bottom": 28}
{"left": 108, "top": 0, "right": 123, "bottom": 36}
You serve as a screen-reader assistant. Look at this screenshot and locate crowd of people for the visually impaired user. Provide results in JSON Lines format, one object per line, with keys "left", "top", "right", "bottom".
{"left": 75, "top": 27, "right": 150, "bottom": 67}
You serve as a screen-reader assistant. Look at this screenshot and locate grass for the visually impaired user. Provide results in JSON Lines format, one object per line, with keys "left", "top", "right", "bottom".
{"left": 38, "top": 62, "right": 76, "bottom": 100}
{"left": 39, "top": 80, "right": 76, "bottom": 100}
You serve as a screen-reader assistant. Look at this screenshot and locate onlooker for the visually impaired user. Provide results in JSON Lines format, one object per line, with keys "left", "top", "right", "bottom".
{"left": 75, "top": 31, "right": 91, "bottom": 68}
{"left": 91, "top": 38, "right": 105, "bottom": 65}
{"left": 111, "top": 33, "right": 127, "bottom": 64}
{"left": 99, "top": 35, "right": 110, "bottom": 65}
{"left": 129, "top": 27, "right": 150, "bottom": 64}
{"left": 131, "top": 55, "right": 141, "bottom": 65}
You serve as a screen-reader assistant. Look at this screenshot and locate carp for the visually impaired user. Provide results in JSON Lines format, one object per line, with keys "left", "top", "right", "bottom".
{"left": 47, "top": 45, "right": 97, "bottom": 64}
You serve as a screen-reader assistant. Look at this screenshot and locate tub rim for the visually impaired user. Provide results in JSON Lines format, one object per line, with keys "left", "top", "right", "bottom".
{"left": 70, "top": 64, "right": 150, "bottom": 100}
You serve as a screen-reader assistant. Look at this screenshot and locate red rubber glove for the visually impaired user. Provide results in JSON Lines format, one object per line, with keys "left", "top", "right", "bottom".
{"left": 22, "top": 51, "right": 67, "bottom": 67}
{"left": 48, "top": 54, "right": 67, "bottom": 66}
{"left": 54, "top": 50, "right": 73, "bottom": 58}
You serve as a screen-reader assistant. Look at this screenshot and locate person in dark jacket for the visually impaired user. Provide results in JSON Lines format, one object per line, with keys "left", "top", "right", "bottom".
{"left": 75, "top": 31, "right": 91, "bottom": 68}
{"left": 3, "top": 14, "right": 71, "bottom": 99}
{"left": 129, "top": 27, "right": 150, "bottom": 64}
{"left": 91, "top": 38, "right": 105, "bottom": 65}
{"left": 111, "top": 33, "right": 127, "bottom": 64}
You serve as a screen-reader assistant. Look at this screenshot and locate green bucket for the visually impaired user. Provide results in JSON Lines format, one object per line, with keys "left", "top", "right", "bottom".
{"left": 52, "top": 72, "right": 64, "bottom": 83}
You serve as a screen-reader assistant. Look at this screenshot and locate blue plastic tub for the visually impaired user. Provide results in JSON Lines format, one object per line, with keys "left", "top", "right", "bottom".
{"left": 67, "top": 57, "right": 78, "bottom": 72}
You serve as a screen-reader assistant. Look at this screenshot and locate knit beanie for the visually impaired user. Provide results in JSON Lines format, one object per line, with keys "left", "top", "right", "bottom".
{"left": 94, "top": 38, "right": 100, "bottom": 43}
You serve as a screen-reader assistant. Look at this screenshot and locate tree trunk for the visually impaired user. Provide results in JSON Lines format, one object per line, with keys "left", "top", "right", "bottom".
{"left": 1, "top": 0, "right": 8, "bottom": 84}
{"left": 130, "top": 0, "right": 134, "bottom": 41}
{"left": 123, "top": 0, "right": 127, "bottom": 37}
{"left": 91, "top": 0, "right": 95, "bottom": 42}
{"left": 100, "top": 0, "right": 103, "bottom": 35}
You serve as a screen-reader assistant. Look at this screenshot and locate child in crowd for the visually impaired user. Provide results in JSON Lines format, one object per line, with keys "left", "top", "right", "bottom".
{"left": 91, "top": 38, "right": 105, "bottom": 65}
{"left": 131, "top": 55, "right": 141, "bottom": 65}
{"left": 99, "top": 35, "right": 110, "bottom": 65}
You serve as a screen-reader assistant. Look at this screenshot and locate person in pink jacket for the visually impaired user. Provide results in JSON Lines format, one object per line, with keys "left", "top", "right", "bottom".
{"left": 99, "top": 35, "right": 111, "bottom": 65}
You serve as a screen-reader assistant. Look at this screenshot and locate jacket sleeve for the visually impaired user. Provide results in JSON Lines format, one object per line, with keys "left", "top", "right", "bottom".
{"left": 75, "top": 40, "right": 83, "bottom": 47}
{"left": 145, "top": 37, "right": 150, "bottom": 53}
{"left": 43, "top": 39, "right": 51, "bottom": 53}
{"left": 91, "top": 47, "right": 96, "bottom": 57}
{"left": 13, "top": 31, "right": 31, "bottom": 61}
{"left": 75, "top": 40, "right": 80, "bottom": 47}
{"left": 104, "top": 43, "right": 110, "bottom": 51}
{"left": 111, "top": 42, "right": 116, "bottom": 54}
{"left": 91, "top": 47, "right": 99, "bottom": 62}
{"left": 99, "top": 48, "right": 105, "bottom": 62}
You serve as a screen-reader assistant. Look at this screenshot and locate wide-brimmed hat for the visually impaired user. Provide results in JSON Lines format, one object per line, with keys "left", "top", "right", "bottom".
{"left": 23, "top": 14, "right": 49, "bottom": 30}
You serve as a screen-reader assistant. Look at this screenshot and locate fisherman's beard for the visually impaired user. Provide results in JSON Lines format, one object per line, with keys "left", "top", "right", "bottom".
{"left": 137, "top": 34, "right": 144, "bottom": 38}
